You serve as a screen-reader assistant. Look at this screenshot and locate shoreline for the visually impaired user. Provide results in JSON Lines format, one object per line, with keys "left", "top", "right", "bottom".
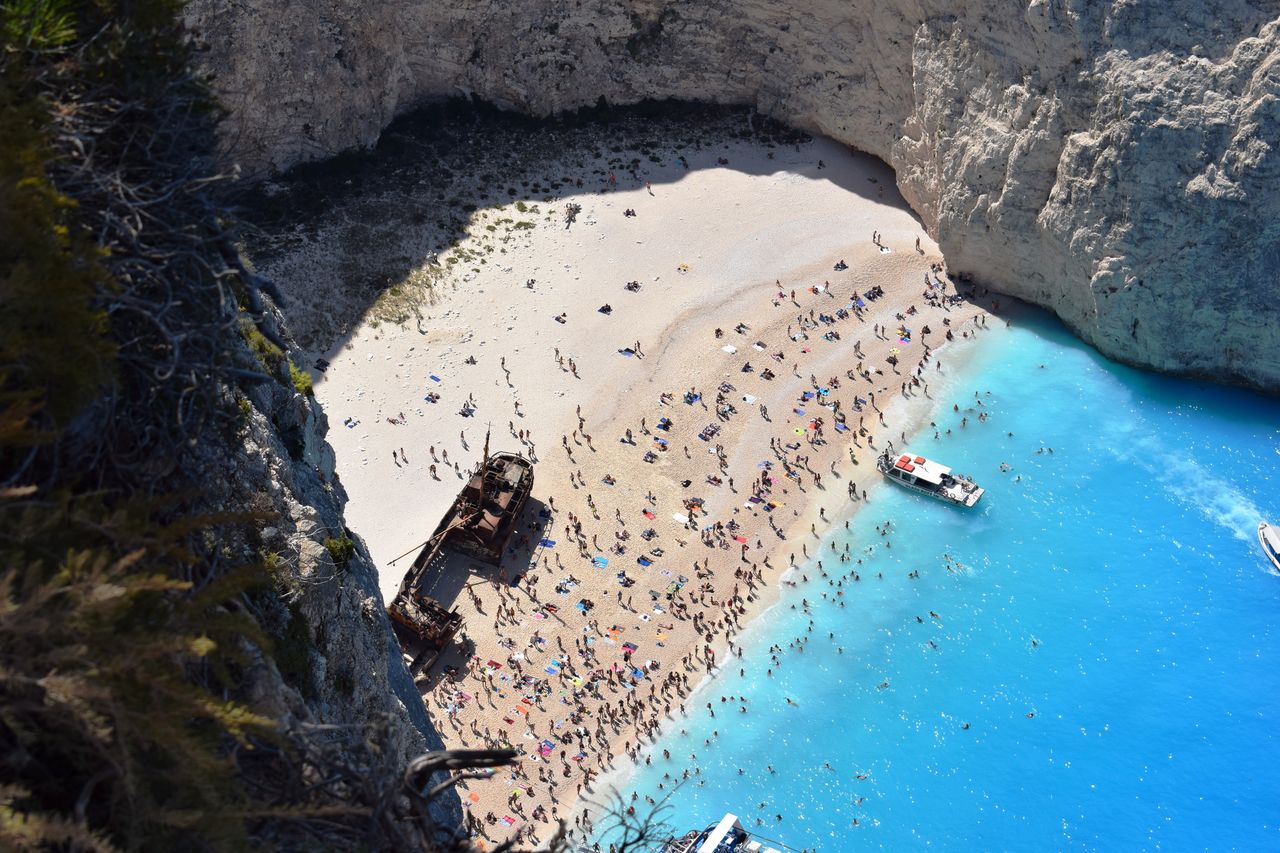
{"left": 254, "top": 120, "right": 999, "bottom": 848}
{"left": 570, "top": 320, "right": 997, "bottom": 840}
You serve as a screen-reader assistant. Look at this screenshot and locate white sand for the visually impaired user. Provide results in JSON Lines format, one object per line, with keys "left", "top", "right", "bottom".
{"left": 309, "top": 132, "right": 992, "bottom": 847}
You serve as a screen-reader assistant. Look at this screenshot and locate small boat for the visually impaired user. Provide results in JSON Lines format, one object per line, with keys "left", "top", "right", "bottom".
{"left": 877, "top": 450, "right": 984, "bottom": 507}
{"left": 1260, "top": 522, "right": 1280, "bottom": 573}
{"left": 659, "top": 812, "right": 796, "bottom": 853}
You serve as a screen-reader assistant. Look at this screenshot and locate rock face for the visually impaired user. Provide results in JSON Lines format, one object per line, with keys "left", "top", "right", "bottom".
{"left": 213, "top": 324, "right": 459, "bottom": 831}
{"left": 184, "top": 0, "right": 1280, "bottom": 389}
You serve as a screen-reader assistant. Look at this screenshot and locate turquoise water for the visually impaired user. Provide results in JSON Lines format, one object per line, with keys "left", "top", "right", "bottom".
{"left": 598, "top": 308, "right": 1280, "bottom": 851}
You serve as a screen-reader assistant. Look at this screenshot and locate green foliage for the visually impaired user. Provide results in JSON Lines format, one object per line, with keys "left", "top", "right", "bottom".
{"left": 0, "top": 88, "right": 115, "bottom": 426}
{"left": 0, "top": 489, "right": 278, "bottom": 849}
{"left": 1, "top": 0, "right": 76, "bottom": 51}
{"left": 324, "top": 535, "right": 354, "bottom": 566}
{"left": 259, "top": 549, "right": 281, "bottom": 572}
{"left": 241, "top": 317, "right": 283, "bottom": 372}
{"left": 288, "top": 360, "right": 313, "bottom": 395}
{"left": 0, "top": 1, "right": 364, "bottom": 848}
{"left": 0, "top": 784, "right": 117, "bottom": 852}
{"left": 0, "top": 1, "right": 483, "bottom": 848}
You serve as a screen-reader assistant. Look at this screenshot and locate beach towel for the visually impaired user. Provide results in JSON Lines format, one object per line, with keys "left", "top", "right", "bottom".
{"left": 672, "top": 513, "right": 688, "bottom": 524}
{"left": 539, "top": 538, "right": 556, "bottom": 548}
{"left": 642, "top": 510, "right": 655, "bottom": 519}
{"left": 592, "top": 556, "right": 608, "bottom": 568}
{"left": 429, "top": 375, "right": 441, "bottom": 382}
{"left": 637, "top": 557, "right": 653, "bottom": 567}
{"left": 721, "top": 345, "right": 737, "bottom": 353}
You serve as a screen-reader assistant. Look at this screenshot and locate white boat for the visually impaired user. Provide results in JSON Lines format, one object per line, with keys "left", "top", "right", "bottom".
{"left": 1260, "top": 522, "right": 1280, "bottom": 573}
{"left": 877, "top": 450, "right": 984, "bottom": 507}
{"left": 659, "top": 812, "right": 795, "bottom": 853}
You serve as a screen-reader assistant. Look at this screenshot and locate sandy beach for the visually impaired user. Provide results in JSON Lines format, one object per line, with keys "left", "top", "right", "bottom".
{"left": 260, "top": 118, "right": 993, "bottom": 849}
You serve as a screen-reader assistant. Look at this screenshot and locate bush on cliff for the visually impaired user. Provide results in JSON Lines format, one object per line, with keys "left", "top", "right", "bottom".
{"left": 0, "top": 2, "right": 417, "bottom": 850}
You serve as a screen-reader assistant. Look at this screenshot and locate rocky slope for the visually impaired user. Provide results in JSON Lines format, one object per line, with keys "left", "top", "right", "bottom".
{"left": 221, "top": 324, "right": 461, "bottom": 834}
{"left": 184, "top": 1, "right": 1280, "bottom": 384}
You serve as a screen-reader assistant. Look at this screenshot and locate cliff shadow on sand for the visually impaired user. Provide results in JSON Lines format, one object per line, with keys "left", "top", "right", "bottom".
{"left": 238, "top": 98, "right": 917, "bottom": 366}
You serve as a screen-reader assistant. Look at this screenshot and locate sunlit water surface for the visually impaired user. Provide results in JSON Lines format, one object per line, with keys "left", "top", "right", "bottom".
{"left": 598, "top": 308, "right": 1280, "bottom": 852}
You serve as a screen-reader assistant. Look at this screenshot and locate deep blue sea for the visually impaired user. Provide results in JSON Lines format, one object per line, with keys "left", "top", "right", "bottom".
{"left": 597, "top": 307, "right": 1280, "bottom": 851}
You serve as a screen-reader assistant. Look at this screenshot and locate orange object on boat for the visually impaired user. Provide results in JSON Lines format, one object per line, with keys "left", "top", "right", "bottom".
{"left": 914, "top": 456, "right": 925, "bottom": 464}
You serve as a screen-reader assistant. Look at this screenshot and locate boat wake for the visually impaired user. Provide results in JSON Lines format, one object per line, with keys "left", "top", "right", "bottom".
{"left": 1110, "top": 433, "right": 1264, "bottom": 547}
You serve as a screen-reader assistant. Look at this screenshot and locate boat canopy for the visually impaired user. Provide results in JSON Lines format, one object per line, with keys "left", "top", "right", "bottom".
{"left": 894, "top": 453, "right": 950, "bottom": 486}
{"left": 1263, "top": 523, "right": 1280, "bottom": 554}
{"left": 697, "top": 814, "right": 742, "bottom": 853}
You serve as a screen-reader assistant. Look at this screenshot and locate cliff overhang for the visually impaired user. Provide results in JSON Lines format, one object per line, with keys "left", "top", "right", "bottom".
{"left": 185, "top": 0, "right": 1280, "bottom": 390}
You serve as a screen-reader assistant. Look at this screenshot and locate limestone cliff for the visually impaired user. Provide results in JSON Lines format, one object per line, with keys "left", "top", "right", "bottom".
{"left": 184, "top": 0, "right": 1280, "bottom": 389}
{"left": 218, "top": 322, "right": 463, "bottom": 835}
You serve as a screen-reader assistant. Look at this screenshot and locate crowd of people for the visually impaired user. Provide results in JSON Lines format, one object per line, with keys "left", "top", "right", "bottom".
{"left": 379, "top": 158, "right": 994, "bottom": 850}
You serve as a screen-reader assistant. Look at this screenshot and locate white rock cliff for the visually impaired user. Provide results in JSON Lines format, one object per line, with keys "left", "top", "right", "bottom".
{"left": 186, "top": 0, "right": 1280, "bottom": 389}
